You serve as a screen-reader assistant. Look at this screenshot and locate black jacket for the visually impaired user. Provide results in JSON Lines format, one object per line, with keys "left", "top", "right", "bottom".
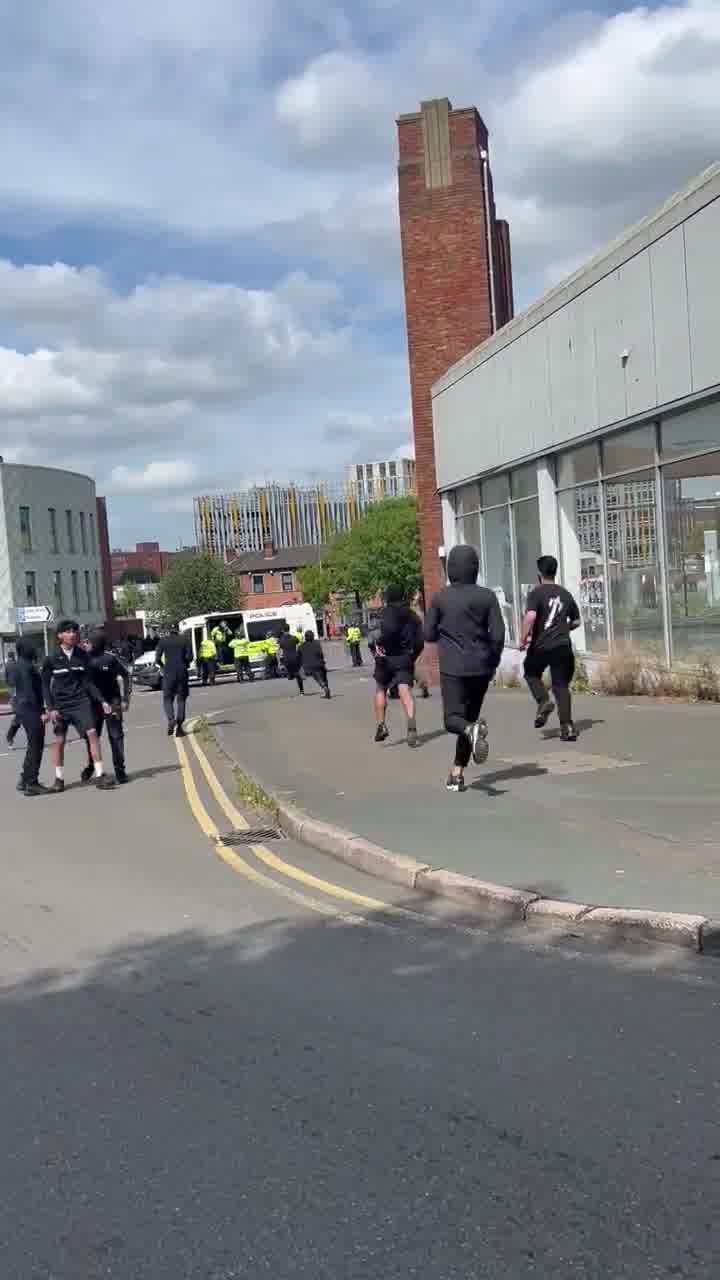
{"left": 299, "top": 638, "right": 325, "bottom": 673}
{"left": 377, "top": 605, "right": 423, "bottom": 660}
{"left": 87, "top": 651, "right": 131, "bottom": 704}
{"left": 424, "top": 545, "right": 505, "bottom": 677}
{"left": 279, "top": 632, "right": 301, "bottom": 672}
{"left": 155, "top": 634, "right": 192, "bottom": 679}
{"left": 42, "top": 647, "right": 102, "bottom": 710}
{"left": 11, "top": 657, "right": 44, "bottom": 712}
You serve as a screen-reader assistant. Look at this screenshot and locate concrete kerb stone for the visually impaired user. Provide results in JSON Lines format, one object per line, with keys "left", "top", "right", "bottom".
{"left": 207, "top": 722, "right": 710, "bottom": 956}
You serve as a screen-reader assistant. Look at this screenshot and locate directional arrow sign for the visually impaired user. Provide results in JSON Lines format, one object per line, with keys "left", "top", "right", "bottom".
{"left": 16, "top": 605, "right": 54, "bottom": 625}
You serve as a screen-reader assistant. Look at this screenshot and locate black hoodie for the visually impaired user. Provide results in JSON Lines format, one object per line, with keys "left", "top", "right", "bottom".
{"left": 424, "top": 545, "right": 505, "bottom": 677}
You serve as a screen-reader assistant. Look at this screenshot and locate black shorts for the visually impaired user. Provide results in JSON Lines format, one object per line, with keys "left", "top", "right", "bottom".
{"left": 53, "top": 699, "right": 96, "bottom": 738}
{"left": 524, "top": 645, "right": 575, "bottom": 688}
{"left": 374, "top": 656, "right": 413, "bottom": 692}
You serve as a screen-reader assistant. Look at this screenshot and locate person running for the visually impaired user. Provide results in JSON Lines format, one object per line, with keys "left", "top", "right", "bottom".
{"left": 278, "top": 625, "right": 304, "bottom": 695}
{"left": 521, "top": 554, "right": 581, "bottom": 743}
{"left": 372, "top": 586, "right": 421, "bottom": 748}
{"left": 83, "top": 631, "right": 131, "bottom": 784}
{"left": 155, "top": 627, "right": 193, "bottom": 736}
{"left": 299, "top": 630, "right": 331, "bottom": 698}
{"left": 12, "top": 640, "right": 48, "bottom": 796}
{"left": 424, "top": 545, "right": 505, "bottom": 792}
{"left": 41, "top": 619, "right": 114, "bottom": 792}
{"left": 4, "top": 649, "right": 21, "bottom": 748}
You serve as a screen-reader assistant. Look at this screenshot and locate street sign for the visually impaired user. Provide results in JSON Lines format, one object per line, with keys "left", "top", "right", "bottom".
{"left": 16, "top": 605, "right": 54, "bottom": 625}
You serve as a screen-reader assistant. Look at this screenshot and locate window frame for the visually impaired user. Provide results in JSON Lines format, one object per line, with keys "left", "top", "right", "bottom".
{"left": 252, "top": 573, "right": 265, "bottom": 594}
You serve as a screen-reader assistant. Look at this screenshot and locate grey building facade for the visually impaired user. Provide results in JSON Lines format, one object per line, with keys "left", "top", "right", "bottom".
{"left": 431, "top": 163, "right": 720, "bottom": 666}
{"left": 0, "top": 462, "right": 105, "bottom": 658}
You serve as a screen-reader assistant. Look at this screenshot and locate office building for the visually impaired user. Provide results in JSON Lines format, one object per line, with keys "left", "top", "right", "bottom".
{"left": 346, "top": 457, "right": 417, "bottom": 501}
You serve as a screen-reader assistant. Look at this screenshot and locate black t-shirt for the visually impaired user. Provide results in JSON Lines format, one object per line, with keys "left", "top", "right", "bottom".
{"left": 526, "top": 583, "right": 580, "bottom": 651}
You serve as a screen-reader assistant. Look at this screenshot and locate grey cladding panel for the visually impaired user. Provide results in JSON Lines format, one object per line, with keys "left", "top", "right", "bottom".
{"left": 685, "top": 201, "right": 720, "bottom": 393}
{"left": 617, "top": 252, "right": 655, "bottom": 417}
{"left": 590, "top": 271, "right": 626, "bottom": 427}
{"left": 650, "top": 227, "right": 691, "bottom": 405}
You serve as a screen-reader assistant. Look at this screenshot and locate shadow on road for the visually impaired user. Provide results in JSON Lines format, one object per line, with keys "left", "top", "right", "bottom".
{"left": 470, "top": 763, "right": 549, "bottom": 797}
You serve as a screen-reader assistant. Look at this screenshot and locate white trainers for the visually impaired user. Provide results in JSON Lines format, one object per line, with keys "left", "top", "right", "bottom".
{"left": 467, "top": 719, "right": 489, "bottom": 765}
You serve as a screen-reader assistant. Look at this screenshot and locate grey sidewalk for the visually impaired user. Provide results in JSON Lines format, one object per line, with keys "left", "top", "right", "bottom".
{"left": 214, "top": 665, "right": 720, "bottom": 918}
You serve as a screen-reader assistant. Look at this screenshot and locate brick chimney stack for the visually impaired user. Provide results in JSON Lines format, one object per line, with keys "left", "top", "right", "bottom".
{"left": 397, "top": 98, "right": 513, "bottom": 610}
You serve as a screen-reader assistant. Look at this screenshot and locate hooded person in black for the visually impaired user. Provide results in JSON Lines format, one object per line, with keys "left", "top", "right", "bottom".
{"left": 12, "top": 640, "right": 48, "bottom": 796}
{"left": 424, "top": 544, "right": 505, "bottom": 791}
{"left": 299, "top": 630, "right": 331, "bottom": 698}
{"left": 278, "top": 624, "right": 304, "bottom": 695}
{"left": 371, "top": 585, "right": 421, "bottom": 747}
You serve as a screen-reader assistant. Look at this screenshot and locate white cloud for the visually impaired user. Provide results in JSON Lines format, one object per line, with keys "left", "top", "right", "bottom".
{"left": 109, "top": 460, "right": 199, "bottom": 493}
{"left": 275, "top": 52, "right": 391, "bottom": 165}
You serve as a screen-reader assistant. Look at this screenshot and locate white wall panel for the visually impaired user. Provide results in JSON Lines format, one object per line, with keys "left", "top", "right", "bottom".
{"left": 649, "top": 227, "right": 691, "bottom": 406}
{"left": 685, "top": 200, "right": 720, "bottom": 394}
{"left": 618, "top": 251, "right": 656, "bottom": 417}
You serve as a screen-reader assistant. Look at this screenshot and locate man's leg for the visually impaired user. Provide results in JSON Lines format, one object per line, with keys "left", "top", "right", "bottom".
{"left": 6, "top": 707, "right": 20, "bottom": 746}
{"left": 235, "top": 661, "right": 243, "bottom": 683}
{"left": 440, "top": 674, "right": 472, "bottom": 788}
{"left": 525, "top": 653, "right": 554, "bottom": 727}
{"left": 175, "top": 684, "right": 188, "bottom": 734}
{"left": 19, "top": 711, "right": 44, "bottom": 791}
{"left": 162, "top": 682, "right": 176, "bottom": 731}
{"left": 107, "top": 707, "right": 127, "bottom": 779}
{"left": 199, "top": 660, "right": 208, "bottom": 686}
{"left": 209, "top": 660, "right": 217, "bottom": 686}
{"left": 549, "top": 649, "right": 576, "bottom": 738}
{"left": 50, "top": 721, "right": 67, "bottom": 791}
{"left": 396, "top": 681, "right": 417, "bottom": 746}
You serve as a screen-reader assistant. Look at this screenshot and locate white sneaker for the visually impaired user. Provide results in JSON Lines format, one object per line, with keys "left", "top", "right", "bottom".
{"left": 467, "top": 719, "right": 489, "bottom": 765}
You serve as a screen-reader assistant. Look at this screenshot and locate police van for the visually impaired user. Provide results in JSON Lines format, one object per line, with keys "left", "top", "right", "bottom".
{"left": 133, "top": 603, "right": 317, "bottom": 689}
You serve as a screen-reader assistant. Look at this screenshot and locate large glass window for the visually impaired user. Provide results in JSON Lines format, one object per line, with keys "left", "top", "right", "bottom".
{"left": 456, "top": 511, "right": 481, "bottom": 554}
{"left": 558, "top": 444, "right": 598, "bottom": 489}
{"left": 558, "top": 484, "right": 608, "bottom": 652}
{"left": 25, "top": 571, "right": 37, "bottom": 606}
{"left": 661, "top": 402, "right": 720, "bottom": 461}
{"left": 455, "top": 482, "right": 480, "bottom": 515}
{"left": 84, "top": 570, "right": 92, "bottom": 612}
{"left": 605, "top": 471, "right": 664, "bottom": 653}
{"left": 663, "top": 452, "right": 720, "bottom": 661}
{"left": 66, "top": 509, "right": 75, "bottom": 554}
{"left": 71, "top": 570, "right": 80, "bottom": 613}
{"left": 511, "top": 464, "right": 537, "bottom": 501}
{"left": 80, "top": 512, "right": 88, "bottom": 554}
{"left": 482, "top": 474, "right": 510, "bottom": 507}
{"left": 602, "top": 424, "right": 656, "bottom": 476}
{"left": 19, "top": 506, "right": 32, "bottom": 553}
{"left": 53, "top": 570, "right": 63, "bottom": 614}
{"left": 48, "top": 508, "right": 59, "bottom": 553}
{"left": 514, "top": 499, "right": 541, "bottom": 608}
{"left": 483, "top": 505, "right": 515, "bottom": 643}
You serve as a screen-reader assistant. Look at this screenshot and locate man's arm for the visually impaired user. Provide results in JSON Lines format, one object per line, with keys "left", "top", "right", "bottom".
{"left": 487, "top": 593, "right": 506, "bottom": 667}
{"left": 567, "top": 595, "right": 582, "bottom": 633}
{"left": 41, "top": 657, "right": 54, "bottom": 711}
{"left": 84, "top": 659, "right": 105, "bottom": 707}
{"left": 520, "top": 586, "right": 540, "bottom": 651}
{"left": 112, "top": 655, "right": 131, "bottom": 704}
{"left": 423, "top": 598, "right": 441, "bottom": 644}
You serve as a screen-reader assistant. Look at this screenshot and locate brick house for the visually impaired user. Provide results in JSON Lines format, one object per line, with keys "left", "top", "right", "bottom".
{"left": 228, "top": 541, "right": 329, "bottom": 611}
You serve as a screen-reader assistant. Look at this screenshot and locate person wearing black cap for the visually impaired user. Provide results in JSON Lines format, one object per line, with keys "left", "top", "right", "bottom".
{"left": 520, "top": 554, "right": 580, "bottom": 742}
{"left": 371, "top": 585, "right": 421, "bottom": 748}
{"left": 424, "top": 544, "right": 505, "bottom": 792}
{"left": 41, "top": 619, "right": 114, "bottom": 791}
{"left": 278, "top": 624, "right": 304, "bottom": 695}
{"left": 82, "top": 631, "right": 131, "bottom": 784}
{"left": 155, "top": 627, "right": 193, "bottom": 736}
{"left": 299, "top": 630, "right": 331, "bottom": 698}
{"left": 11, "top": 640, "right": 49, "bottom": 796}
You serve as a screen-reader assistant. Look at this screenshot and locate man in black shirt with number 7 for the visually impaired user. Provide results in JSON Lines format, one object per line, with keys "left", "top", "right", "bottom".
{"left": 521, "top": 555, "right": 581, "bottom": 743}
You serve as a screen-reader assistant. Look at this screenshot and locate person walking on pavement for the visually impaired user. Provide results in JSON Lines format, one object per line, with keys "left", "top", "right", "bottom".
{"left": 82, "top": 631, "right": 131, "bottom": 784}
{"left": 41, "top": 619, "right": 114, "bottom": 792}
{"left": 278, "top": 624, "right": 304, "bottom": 695}
{"left": 12, "top": 640, "right": 49, "bottom": 796}
{"left": 299, "top": 631, "right": 331, "bottom": 698}
{"left": 155, "top": 627, "right": 192, "bottom": 737}
{"left": 229, "top": 633, "right": 254, "bottom": 682}
{"left": 4, "top": 649, "right": 21, "bottom": 748}
{"left": 346, "top": 624, "right": 363, "bottom": 667}
{"left": 371, "top": 585, "right": 421, "bottom": 748}
{"left": 424, "top": 545, "right": 505, "bottom": 792}
{"left": 521, "top": 554, "right": 581, "bottom": 743}
{"left": 197, "top": 635, "right": 217, "bottom": 686}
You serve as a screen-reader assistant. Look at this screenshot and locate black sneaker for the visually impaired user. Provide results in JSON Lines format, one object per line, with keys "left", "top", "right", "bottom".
{"left": 446, "top": 773, "right": 466, "bottom": 793}
{"left": 80, "top": 764, "right": 94, "bottom": 784}
{"left": 52, "top": 779, "right": 65, "bottom": 794}
{"left": 24, "top": 783, "right": 50, "bottom": 797}
{"left": 467, "top": 719, "right": 489, "bottom": 765}
{"left": 420, "top": 684, "right": 431, "bottom": 699}
{"left": 534, "top": 699, "right": 555, "bottom": 729}
{"left": 561, "top": 723, "right": 578, "bottom": 743}
{"left": 175, "top": 725, "right": 186, "bottom": 738}
{"left": 407, "top": 725, "right": 419, "bottom": 749}
{"left": 115, "top": 771, "right": 129, "bottom": 785}
{"left": 95, "top": 774, "right": 115, "bottom": 790}
{"left": 374, "top": 723, "right": 389, "bottom": 743}
{"left": 167, "top": 723, "right": 176, "bottom": 736}
{"left": 16, "top": 778, "right": 26, "bottom": 792}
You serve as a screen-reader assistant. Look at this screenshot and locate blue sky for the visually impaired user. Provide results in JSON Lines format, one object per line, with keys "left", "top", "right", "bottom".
{"left": 0, "top": 0, "right": 718, "bottom": 547}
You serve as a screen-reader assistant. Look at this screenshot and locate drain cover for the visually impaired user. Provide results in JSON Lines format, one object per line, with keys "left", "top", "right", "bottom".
{"left": 222, "top": 828, "right": 283, "bottom": 845}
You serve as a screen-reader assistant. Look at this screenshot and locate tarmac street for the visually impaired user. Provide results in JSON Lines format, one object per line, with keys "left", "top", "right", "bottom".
{"left": 1, "top": 667, "right": 719, "bottom": 1277}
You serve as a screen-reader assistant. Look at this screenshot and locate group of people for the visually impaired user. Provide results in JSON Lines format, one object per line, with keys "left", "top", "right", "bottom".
{"left": 370, "top": 548, "right": 580, "bottom": 792}
{"left": 5, "top": 620, "right": 131, "bottom": 796}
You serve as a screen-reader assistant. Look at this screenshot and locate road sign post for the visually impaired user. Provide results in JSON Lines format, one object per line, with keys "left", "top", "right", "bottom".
{"left": 16, "top": 605, "right": 54, "bottom": 629}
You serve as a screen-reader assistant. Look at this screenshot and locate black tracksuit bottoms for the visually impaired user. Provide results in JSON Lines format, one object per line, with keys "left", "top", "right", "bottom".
{"left": 440, "top": 674, "right": 490, "bottom": 768}
{"left": 18, "top": 709, "right": 45, "bottom": 786}
{"left": 163, "top": 677, "right": 188, "bottom": 729}
{"left": 524, "top": 646, "right": 574, "bottom": 725}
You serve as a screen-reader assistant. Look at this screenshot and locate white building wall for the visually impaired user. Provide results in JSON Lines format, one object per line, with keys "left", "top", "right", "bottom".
{"left": 0, "top": 463, "right": 104, "bottom": 643}
{"left": 432, "top": 164, "right": 720, "bottom": 491}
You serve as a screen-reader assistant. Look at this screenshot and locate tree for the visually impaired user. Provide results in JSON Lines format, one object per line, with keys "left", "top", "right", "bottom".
{"left": 114, "top": 582, "right": 144, "bottom": 617}
{"left": 325, "top": 496, "right": 421, "bottom": 603}
{"left": 154, "top": 551, "right": 239, "bottom": 626}
{"left": 296, "top": 563, "right": 333, "bottom": 613}
{"left": 120, "top": 567, "right": 159, "bottom": 585}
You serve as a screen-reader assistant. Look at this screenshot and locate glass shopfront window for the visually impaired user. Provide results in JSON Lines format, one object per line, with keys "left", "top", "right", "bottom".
{"left": 558, "top": 443, "right": 598, "bottom": 489}
{"left": 456, "top": 510, "right": 481, "bottom": 554}
{"left": 661, "top": 402, "right": 720, "bottom": 461}
{"left": 663, "top": 452, "right": 720, "bottom": 661}
{"left": 602, "top": 424, "right": 656, "bottom": 476}
{"left": 514, "top": 498, "right": 541, "bottom": 609}
{"left": 481, "top": 474, "right": 510, "bottom": 507}
{"left": 511, "top": 464, "right": 537, "bottom": 501}
{"left": 605, "top": 470, "right": 664, "bottom": 654}
{"left": 558, "top": 483, "right": 608, "bottom": 652}
{"left": 455, "top": 483, "right": 480, "bottom": 516}
{"left": 483, "top": 505, "right": 515, "bottom": 643}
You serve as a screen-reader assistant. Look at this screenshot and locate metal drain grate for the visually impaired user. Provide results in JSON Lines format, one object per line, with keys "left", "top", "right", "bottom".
{"left": 222, "top": 827, "right": 284, "bottom": 845}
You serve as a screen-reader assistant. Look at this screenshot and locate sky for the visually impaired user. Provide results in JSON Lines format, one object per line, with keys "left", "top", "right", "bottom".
{"left": 0, "top": 0, "right": 719, "bottom": 548}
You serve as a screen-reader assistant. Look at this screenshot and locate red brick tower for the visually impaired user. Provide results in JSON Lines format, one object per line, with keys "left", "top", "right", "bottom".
{"left": 397, "top": 98, "right": 513, "bottom": 608}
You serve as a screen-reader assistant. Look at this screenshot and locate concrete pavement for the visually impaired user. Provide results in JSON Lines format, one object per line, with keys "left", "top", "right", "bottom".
{"left": 1, "top": 685, "right": 720, "bottom": 1275}
{"left": 204, "top": 660, "right": 720, "bottom": 921}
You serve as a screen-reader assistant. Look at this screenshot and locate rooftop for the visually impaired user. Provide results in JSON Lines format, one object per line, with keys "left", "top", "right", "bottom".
{"left": 228, "top": 544, "right": 329, "bottom": 574}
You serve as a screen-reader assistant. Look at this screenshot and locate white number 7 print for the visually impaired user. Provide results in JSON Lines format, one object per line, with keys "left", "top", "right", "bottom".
{"left": 545, "top": 597, "right": 562, "bottom": 629}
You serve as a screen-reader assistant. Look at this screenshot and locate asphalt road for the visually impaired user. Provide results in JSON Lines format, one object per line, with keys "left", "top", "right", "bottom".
{"left": 1, "top": 674, "right": 719, "bottom": 1278}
